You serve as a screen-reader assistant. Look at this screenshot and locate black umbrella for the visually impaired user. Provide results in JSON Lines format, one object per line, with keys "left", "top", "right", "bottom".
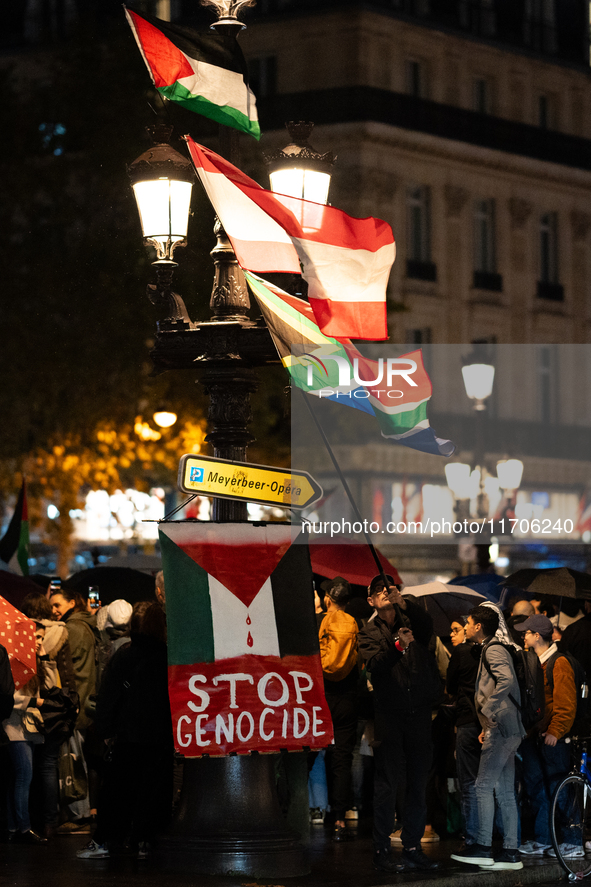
{"left": 502, "top": 567, "right": 591, "bottom": 600}
{"left": 66, "top": 567, "right": 156, "bottom": 606}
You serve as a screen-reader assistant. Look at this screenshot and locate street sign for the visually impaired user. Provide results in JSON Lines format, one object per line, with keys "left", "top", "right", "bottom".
{"left": 178, "top": 454, "right": 323, "bottom": 510}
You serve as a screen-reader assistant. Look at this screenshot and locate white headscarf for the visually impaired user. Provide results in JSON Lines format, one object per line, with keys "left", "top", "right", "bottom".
{"left": 481, "top": 600, "right": 520, "bottom": 649}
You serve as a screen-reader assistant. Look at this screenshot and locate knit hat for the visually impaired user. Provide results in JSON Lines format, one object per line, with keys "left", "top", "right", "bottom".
{"left": 96, "top": 598, "right": 133, "bottom": 632}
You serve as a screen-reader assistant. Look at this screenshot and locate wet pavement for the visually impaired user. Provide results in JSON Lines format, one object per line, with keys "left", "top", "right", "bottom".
{"left": 1, "top": 825, "right": 566, "bottom": 887}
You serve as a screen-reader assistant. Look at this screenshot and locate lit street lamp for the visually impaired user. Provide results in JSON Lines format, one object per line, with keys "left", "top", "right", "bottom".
{"left": 265, "top": 121, "right": 335, "bottom": 207}
{"left": 460, "top": 349, "right": 495, "bottom": 521}
{"left": 461, "top": 360, "right": 495, "bottom": 411}
{"left": 496, "top": 458, "right": 524, "bottom": 492}
{"left": 128, "top": 124, "right": 195, "bottom": 328}
{"left": 152, "top": 406, "right": 178, "bottom": 428}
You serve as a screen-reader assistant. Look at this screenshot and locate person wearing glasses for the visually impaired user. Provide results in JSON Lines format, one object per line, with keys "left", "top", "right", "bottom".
{"left": 450, "top": 619, "right": 466, "bottom": 647}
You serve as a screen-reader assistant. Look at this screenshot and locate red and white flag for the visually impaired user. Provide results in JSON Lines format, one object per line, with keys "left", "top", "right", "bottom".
{"left": 186, "top": 138, "right": 394, "bottom": 340}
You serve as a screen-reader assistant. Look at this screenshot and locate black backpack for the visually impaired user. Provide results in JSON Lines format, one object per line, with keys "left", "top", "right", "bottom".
{"left": 483, "top": 641, "right": 545, "bottom": 731}
{"left": 546, "top": 651, "right": 590, "bottom": 734}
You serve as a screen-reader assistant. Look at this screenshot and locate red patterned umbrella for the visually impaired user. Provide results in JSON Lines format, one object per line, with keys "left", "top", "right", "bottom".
{"left": 0, "top": 594, "right": 36, "bottom": 690}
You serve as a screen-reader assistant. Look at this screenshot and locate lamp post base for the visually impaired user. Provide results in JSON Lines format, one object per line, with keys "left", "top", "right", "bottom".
{"left": 158, "top": 755, "right": 310, "bottom": 878}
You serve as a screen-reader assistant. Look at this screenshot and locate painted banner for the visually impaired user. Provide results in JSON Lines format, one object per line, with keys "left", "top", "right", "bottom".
{"left": 159, "top": 521, "right": 333, "bottom": 756}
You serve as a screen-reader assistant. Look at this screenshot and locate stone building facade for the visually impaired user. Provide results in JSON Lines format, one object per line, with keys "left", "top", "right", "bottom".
{"left": 240, "top": 1, "right": 591, "bottom": 347}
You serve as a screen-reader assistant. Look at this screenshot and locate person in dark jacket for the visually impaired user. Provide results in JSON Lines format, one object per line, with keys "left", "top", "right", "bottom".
{"left": 76, "top": 601, "right": 173, "bottom": 859}
{"left": 445, "top": 616, "right": 481, "bottom": 848}
{"left": 559, "top": 600, "right": 591, "bottom": 684}
{"left": 358, "top": 575, "right": 441, "bottom": 874}
{"left": 0, "top": 642, "right": 14, "bottom": 738}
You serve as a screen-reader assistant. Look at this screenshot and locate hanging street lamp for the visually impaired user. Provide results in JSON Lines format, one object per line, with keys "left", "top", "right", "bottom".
{"left": 128, "top": 124, "right": 195, "bottom": 327}
{"left": 265, "top": 121, "right": 335, "bottom": 205}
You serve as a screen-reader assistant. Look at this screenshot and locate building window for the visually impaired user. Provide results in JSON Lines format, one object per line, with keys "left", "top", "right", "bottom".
{"left": 538, "top": 212, "right": 562, "bottom": 299}
{"left": 248, "top": 56, "right": 277, "bottom": 98}
{"left": 473, "top": 199, "right": 502, "bottom": 290}
{"left": 472, "top": 77, "right": 490, "bottom": 113}
{"left": 538, "top": 94, "right": 549, "bottom": 128}
{"left": 406, "top": 185, "right": 436, "bottom": 280}
{"left": 406, "top": 328, "right": 432, "bottom": 345}
{"left": 406, "top": 59, "right": 427, "bottom": 98}
{"left": 538, "top": 345, "right": 555, "bottom": 424}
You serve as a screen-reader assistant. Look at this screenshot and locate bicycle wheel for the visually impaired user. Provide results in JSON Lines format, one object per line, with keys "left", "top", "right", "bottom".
{"left": 550, "top": 774, "right": 591, "bottom": 879}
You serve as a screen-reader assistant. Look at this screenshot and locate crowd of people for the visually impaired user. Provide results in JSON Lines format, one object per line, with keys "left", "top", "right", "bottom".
{"left": 0, "top": 571, "right": 172, "bottom": 858}
{"left": 315, "top": 576, "right": 591, "bottom": 873}
{"left": 2, "top": 565, "right": 590, "bottom": 876}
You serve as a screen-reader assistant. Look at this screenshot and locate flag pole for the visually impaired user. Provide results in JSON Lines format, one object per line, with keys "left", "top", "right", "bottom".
{"left": 298, "top": 389, "right": 409, "bottom": 626}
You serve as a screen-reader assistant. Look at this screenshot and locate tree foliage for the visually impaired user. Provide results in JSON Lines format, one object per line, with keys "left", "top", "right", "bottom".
{"left": 0, "top": 10, "right": 290, "bottom": 558}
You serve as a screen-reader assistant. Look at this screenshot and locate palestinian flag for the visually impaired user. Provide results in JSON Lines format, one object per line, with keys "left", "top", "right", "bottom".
{"left": 124, "top": 7, "right": 260, "bottom": 139}
{"left": 159, "top": 522, "right": 333, "bottom": 757}
{"left": 0, "top": 480, "right": 30, "bottom": 575}
{"left": 246, "top": 272, "right": 455, "bottom": 456}
{"left": 186, "top": 138, "right": 393, "bottom": 340}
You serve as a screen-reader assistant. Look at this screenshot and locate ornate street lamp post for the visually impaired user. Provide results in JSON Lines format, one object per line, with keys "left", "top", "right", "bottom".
{"left": 461, "top": 351, "right": 495, "bottom": 520}
{"left": 127, "top": 117, "right": 308, "bottom": 887}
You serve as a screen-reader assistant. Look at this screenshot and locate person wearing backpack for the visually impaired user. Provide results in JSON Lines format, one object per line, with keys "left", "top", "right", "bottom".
{"left": 318, "top": 577, "right": 359, "bottom": 842}
{"left": 451, "top": 604, "right": 525, "bottom": 871}
{"left": 514, "top": 614, "right": 579, "bottom": 859}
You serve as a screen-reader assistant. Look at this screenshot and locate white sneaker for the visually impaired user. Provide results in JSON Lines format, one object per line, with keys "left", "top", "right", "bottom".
{"left": 76, "top": 839, "right": 109, "bottom": 859}
{"left": 546, "top": 843, "right": 585, "bottom": 858}
{"left": 519, "top": 841, "right": 551, "bottom": 855}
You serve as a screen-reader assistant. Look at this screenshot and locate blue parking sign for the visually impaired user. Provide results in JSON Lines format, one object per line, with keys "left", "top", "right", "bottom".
{"left": 190, "top": 467, "right": 204, "bottom": 483}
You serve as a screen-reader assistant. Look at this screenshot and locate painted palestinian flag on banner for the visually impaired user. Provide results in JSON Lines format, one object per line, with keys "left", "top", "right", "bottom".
{"left": 186, "top": 138, "right": 393, "bottom": 340}
{"left": 246, "top": 272, "right": 455, "bottom": 457}
{"left": 159, "top": 522, "right": 333, "bottom": 757}
{"left": 124, "top": 7, "right": 260, "bottom": 139}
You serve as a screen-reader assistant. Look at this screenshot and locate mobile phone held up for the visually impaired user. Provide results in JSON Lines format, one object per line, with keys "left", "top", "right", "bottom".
{"left": 49, "top": 578, "right": 61, "bottom": 594}
{"left": 88, "top": 586, "right": 100, "bottom": 610}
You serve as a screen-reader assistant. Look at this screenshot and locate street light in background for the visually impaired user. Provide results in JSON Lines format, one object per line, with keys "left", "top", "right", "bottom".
{"left": 461, "top": 360, "right": 495, "bottom": 411}
{"left": 495, "top": 457, "right": 524, "bottom": 523}
{"left": 497, "top": 458, "right": 524, "bottom": 493}
{"left": 460, "top": 348, "right": 496, "bottom": 520}
{"left": 153, "top": 406, "right": 178, "bottom": 428}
